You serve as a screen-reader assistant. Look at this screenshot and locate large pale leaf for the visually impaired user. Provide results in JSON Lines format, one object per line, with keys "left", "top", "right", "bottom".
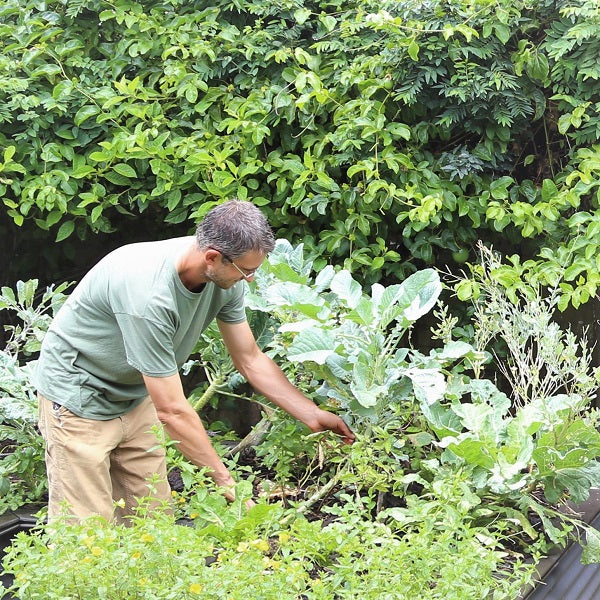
{"left": 348, "top": 360, "right": 387, "bottom": 408}
{"left": 433, "top": 341, "right": 476, "bottom": 361}
{"left": 419, "top": 400, "right": 463, "bottom": 437}
{"left": 398, "top": 269, "right": 441, "bottom": 322}
{"left": 403, "top": 367, "right": 445, "bottom": 405}
{"left": 377, "top": 269, "right": 441, "bottom": 329}
{"left": 288, "top": 327, "right": 337, "bottom": 364}
{"left": 325, "top": 353, "right": 352, "bottom": 381}
{"left": 349, "top": 384, "right": 386, "bottom": 408}
{"left": 330, "top": 270, "right": 362, "bottom": 309}
{"left": 263, "top": 282, "right": 330, "bottom": 319}
{"left": 314, "top": 264, "right": 335, "bottom": 292}
{"left": 268, "top": 239, "right": 312, "bottom": 277}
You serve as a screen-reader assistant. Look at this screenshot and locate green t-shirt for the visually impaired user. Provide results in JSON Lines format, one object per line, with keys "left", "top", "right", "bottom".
{"left": 33, "top": 236, "right": 246, "bottom": 419}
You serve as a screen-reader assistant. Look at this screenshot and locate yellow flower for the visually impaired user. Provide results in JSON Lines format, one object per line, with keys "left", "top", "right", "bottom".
{"left": 140, "top": 533, "right": 155, "bottom": 543}
{"left": 278, "top": 532, "right": 291, "bottom": 545}
{"left": 90, "top": 546, "right": 104, "bottom": 557}
{"left": 138, "top": 578, "right": 148, "bottom": 587}
{"left": 189, "top": 583, "right": 203, "bottom": 594}
{"left": 131, "top": 551, "right": 142, "bottom": 559}
{"left": 251, "top": 539, "right": 270, "bottom": 553}
{"left": 190, "top": 512, "right": 199, "bottom": 519}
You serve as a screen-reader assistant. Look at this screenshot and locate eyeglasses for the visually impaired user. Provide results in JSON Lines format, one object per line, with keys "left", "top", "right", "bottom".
{"left": 210, "top": 247, "right": 258, "bottom": 279}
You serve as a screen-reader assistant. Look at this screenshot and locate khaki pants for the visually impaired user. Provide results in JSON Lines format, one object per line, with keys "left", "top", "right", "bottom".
{"left": 38, "top": 394, "right": 171, "bottom": 524}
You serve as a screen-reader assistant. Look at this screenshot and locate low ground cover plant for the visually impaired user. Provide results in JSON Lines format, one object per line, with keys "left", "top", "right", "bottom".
{"left": 2, "top": 478, "right": 536, "bottom": 600}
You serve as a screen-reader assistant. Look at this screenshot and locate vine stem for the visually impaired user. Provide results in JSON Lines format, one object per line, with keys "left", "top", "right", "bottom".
{"left": 281, "top": 466, "right": 347, "bottom": 525}
{"left": 191, "top": 373, "right": 228, "bottom": 412}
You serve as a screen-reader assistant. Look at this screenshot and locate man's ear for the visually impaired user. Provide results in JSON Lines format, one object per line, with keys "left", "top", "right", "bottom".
{"left": 203, "top": 247, "right": 221, "bottom": 266}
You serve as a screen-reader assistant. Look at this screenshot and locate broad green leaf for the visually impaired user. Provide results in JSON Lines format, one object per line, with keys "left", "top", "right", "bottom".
{"left": 346, "top": 296, "right": 376, "bottom": 326}
{"left": 325, "top": 353, "right": 352, "bottom": 381}
{"left": 112, "top": 163, "right": 137, "bottom": 178}
{"left": 74, "top": 105, "right": 100, "bottom": 126}
{"left": 407, "top": 40, "right": 419, "bottom": 61}
{"left": 45, "top": 209, "right": 63, "bottom": 228}
{"left": 0, "top": 286, "right": 16, "bottom": 307}
{"left": 386, "top": 123, "right": 411, "bottom": 140}
{"left": 16, "top": 279, "right": 37, "bottom": 306}
{"left": 542, "top": 461, "right": 600, "bottom": 504}
{"left": 267, "top": 263, "right": 306, "bottom": 284}
{"left": 319, "top": 14, "right": 336, "bottom": 32}
{"left": 433, "top": 341, "right": 476, "bottom": 361}
{"left": 293, "top": 8, "right": 311, "bottom": 25}
{"left": 494, "top": 23, "right": 510, "bottom": 44}
{"left": 3, "top": 146, "right": 15, "bottom": 162}
{"left": 288, "top": 327, "right": 337, "bottom": 364}
{"left": 350, "top": 385, "right": 385, "bottom": 408}
{"left": 91, "top": 205, "right": 103, "bottom": 223}
{"left": 71, "top": 164, "right": 95, "bottom": 178}
{"left": 541, "top": 178, "right": 558, "bottom": 202}
{"left": 421, "top": 401, "right": 463, "bottom": 438}
{"left": 56, "top": 220, "right": 75, "bottom": 242}
{"left": 454, "top": 439, "right": 497, "bottom": 469}
{"left": 489, "top": 176, "right": 514, "bottom": 199}
{"left": 104, "top": 172, "right": 132, "bottom": 185}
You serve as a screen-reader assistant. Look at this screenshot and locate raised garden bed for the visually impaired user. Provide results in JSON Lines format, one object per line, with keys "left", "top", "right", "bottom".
{"left": 1, "top": 491, "right": 599, "bottom": 600}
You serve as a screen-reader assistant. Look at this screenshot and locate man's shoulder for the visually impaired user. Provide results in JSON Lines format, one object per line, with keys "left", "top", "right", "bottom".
{"left": 107, "top": 236, "right": 192, "bottom": 261}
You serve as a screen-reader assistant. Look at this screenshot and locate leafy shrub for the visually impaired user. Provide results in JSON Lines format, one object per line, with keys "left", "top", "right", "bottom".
{"left": 2, "top": 0, "right": 600, "bottom": 307}
{"left": 0, "top": 280, "right": 69, "bottom": 513}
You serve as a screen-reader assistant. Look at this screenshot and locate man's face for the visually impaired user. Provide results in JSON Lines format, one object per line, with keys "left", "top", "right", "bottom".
{"left": 207, "top": 249, "right": 265, "bottom": 289}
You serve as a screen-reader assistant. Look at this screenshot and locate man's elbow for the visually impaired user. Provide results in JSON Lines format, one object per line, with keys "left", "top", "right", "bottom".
{"left": 152, "top": 401, "right": 187, "bottom": 426}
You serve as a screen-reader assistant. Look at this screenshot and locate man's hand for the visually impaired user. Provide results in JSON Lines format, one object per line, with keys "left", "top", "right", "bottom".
{"left": 307, "top": 409, "right": 355, "bottom": 445}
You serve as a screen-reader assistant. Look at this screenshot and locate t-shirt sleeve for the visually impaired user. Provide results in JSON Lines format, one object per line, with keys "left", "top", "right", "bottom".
{"left": 114, "top": 311, "right": 179, "bottom": 377}
{"left": 216, "top": 283, "right": 247, "bottom": 323}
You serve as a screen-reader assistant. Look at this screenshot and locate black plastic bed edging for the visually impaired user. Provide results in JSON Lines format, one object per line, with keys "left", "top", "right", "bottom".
{"left": 525, "top": 511, "right": 600, "bottom": 600}
{"left": 0, "top": 510, "right": 40, "bottom": 599}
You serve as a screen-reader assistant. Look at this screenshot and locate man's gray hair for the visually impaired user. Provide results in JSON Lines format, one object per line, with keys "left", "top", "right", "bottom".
{"left": 195, "top": 200, "right": 275, "bottom": 259}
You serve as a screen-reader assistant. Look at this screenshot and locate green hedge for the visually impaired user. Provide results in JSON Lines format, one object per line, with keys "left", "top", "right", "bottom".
{"left": 1, "top": 0, "right": 599, "bottom": 301}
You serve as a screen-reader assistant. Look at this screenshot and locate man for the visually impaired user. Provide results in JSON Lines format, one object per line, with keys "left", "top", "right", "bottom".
{"left": 34, "top": 200, "right": 354, "bottom": 523}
